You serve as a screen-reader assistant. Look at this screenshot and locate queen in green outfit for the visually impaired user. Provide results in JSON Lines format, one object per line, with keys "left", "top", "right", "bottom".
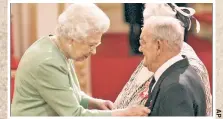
{"left": 11, "top": 3, "right": 150, "bottom": 116}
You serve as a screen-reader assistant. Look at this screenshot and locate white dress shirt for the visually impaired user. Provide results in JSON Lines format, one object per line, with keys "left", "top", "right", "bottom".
{"left": 152, "top": 54, "right": 183, "bottom": 91}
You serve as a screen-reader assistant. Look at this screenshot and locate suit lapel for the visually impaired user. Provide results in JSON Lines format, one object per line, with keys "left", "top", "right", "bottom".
{"left": 145, "top": 55, "right": 189, "bottom": 115}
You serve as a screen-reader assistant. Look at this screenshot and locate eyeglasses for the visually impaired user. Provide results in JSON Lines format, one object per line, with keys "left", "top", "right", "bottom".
{"left": 89, "top": 42, "right": 101, "bottom": 51}
{"left": 139, "top": 38, "right": 146, "bottom": 45}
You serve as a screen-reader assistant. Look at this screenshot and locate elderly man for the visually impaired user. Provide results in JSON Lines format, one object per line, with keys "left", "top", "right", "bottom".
{"left": 114, "top": 3, "right": 212, "bottom": 116}
{"left": 140, "top": 16, "right": 206, "bottom": 116}
{"left": 11, "top": 3, "right": 150, "bottom": 116}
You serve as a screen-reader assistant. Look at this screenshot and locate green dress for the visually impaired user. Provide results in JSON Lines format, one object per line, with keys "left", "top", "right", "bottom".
{"left": 11, "top": 36, "right": 112, "bottom": 116}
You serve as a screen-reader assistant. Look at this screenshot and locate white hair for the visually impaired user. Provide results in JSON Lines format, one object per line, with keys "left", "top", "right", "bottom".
{"left": 55, "top": 3, "right": 110, "bottom": 41}
{"left": 144, "top": 16, "right": 184, "bottom": 50}
{"left": 143, "top": 3, "right": 177, "bottom": 21}
{"left": 143, "top": 3, "right": 200, "bottom": 33}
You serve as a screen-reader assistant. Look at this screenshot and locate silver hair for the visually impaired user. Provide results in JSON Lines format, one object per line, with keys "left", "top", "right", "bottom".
{"left": 144, "top": 16, "right": 184, "bottom": 50}
{"left": 55, "top": 3, "right": 110, "bottom": 41}
{"left": 143, "top": 3, "right": 200, "bottom": 33}
{"left": 143, "top": 3, "right": 177, "bottom": 20}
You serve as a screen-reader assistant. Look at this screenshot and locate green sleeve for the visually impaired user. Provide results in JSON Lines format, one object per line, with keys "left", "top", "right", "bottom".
{"left": 36, "top": 60, "right": 112, "bottom": 116}
{"left": 80, "top": 91, "right": 92, "bottom": 109}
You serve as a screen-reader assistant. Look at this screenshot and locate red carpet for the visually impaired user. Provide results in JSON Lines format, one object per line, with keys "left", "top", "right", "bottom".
{"left": 91, "top": 33, "right": 212, "bottom": 102}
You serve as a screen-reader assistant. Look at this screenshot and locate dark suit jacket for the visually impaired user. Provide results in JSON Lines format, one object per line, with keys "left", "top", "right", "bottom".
{"left": 145, "top": 56, "right": 206, "bottom": 116}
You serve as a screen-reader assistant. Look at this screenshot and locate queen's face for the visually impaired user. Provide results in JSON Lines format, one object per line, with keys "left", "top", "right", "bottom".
{"left": 68, "top": 32, "right": 102, "bottom": 62}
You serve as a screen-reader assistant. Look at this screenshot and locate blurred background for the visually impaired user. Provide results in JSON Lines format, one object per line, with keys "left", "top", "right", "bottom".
{"left": 10, "top": 3, "right": 212, "bottom": 102}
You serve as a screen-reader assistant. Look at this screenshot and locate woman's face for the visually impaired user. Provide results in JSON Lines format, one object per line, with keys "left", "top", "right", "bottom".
{"left": 68, "top": 32, "right": 102, "bottom": 62}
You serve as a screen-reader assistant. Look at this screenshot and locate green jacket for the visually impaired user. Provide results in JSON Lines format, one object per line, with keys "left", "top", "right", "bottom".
{"left": 11, "top": 36, "right": 112, "bottom": 116}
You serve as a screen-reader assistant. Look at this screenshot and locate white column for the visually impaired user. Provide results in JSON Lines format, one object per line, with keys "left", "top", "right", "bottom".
{"left": 11, "top": 3, "right": 22, "bottom": 58}
{"left": 21, "top": 4, "right": 31, "bottom": 53}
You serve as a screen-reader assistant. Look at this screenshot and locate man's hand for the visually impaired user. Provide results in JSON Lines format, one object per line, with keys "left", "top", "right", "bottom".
{"left": 89, "top": 98, "right": 114, "bottom": 110}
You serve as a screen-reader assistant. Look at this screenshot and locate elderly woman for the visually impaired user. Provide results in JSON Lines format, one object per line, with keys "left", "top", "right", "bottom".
{"left": 114, "top": 3, "right": 212, "bottom": 116}
{"left": 11, "top": 3, "right": 150, "bottom": 116}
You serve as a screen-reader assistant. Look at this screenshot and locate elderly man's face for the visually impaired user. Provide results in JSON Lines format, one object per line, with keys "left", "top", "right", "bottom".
{"left": 69, "top": 32, "right": 102, "bottom": 62}
{"left": 139, "top": 28, "right": 158, "bottom": 72}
